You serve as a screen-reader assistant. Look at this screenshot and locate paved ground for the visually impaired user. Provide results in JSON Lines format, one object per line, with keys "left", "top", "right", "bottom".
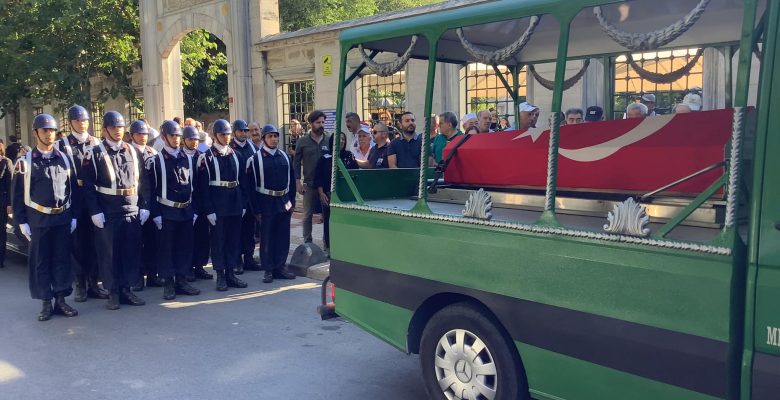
{"left": 0, "top": 214, "right": 428, "bottom": 400}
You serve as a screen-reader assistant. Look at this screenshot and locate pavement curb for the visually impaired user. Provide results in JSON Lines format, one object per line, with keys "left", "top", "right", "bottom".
{"left": 288, "top": 261, "right": 330, "bottom": 281}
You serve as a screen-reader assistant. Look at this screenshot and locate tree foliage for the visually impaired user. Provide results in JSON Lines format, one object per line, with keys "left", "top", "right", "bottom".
{"left": 182, "top": 31, "right": 228, "bottom": 117}
{"left": 0, "top": 0, "right": 140, "bottom": 116}
{"left": 279, "top": 0, "right": 443, "bottom": 32}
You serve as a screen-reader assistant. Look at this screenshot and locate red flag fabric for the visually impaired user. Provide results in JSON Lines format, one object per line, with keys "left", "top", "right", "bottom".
{"left": 443, "top": 109, "right": 734, "bottom": 196}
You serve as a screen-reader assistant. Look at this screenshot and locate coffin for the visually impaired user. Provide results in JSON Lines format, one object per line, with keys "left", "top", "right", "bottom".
{"left": 443, "top": 109, "right": 735, "bottom": 196}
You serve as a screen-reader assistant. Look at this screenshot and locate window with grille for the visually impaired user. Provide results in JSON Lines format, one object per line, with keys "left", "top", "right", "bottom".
{"left": 59, "top": 111, "right": 70, "bottom": 135}
{"left": 613, "top": 48, "right": 703, "bottom": 119}
{"left": 91, "top": 102, "right": 104, "bottom": 137}
{"left": 359, "top": 71, "right": 406, "bottom": 127}
{"left": 279, "top": 80, "right": 315, "bottom": 148}
{"left": 129, "top": 103, "right": 144, "bottom": 122}
{"left": 463, "top": 63, "right": 527, "bottom": 127}
{"left": 33, "top": 107, "right": 43, "bottom": 116}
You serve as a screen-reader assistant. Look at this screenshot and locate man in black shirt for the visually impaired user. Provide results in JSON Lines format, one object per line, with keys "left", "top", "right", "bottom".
{"left": 357, "top": 122, "right": 390, "bottom": 169}
{"left": 387, "top": 112, "right": 422, "bottom": 168}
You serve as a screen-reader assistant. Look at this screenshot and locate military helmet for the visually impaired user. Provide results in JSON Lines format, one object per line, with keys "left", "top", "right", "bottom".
{"left": 160, "top": 120, "right": 182, "bottom": 136}
{"left": 67, "top": 104, "right": 90, "bottom": 121}
{"left": 213, "top": 119, "right": 232, "bottom": 135}
{"left": 182, "top": 126, "right": 200, "bottom": 140}
{"left": 32, "top": 114, "right": 58, "bottom": 130}
{"left": 103, "top": 111, "right": 126, "bottom": 128}
{"left": 261, "top": 124, "right": 279, "bottom": 137}
{"left": 129, "top": 120, "right": 150, "bottom": 135}
{"left": 232, "top": 119, "right": 249, "bottom": 131}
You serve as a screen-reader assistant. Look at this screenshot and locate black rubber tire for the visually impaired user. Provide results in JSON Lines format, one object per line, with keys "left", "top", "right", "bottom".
{"left": 420, "top": 302, "right": 529, "bottom": 400}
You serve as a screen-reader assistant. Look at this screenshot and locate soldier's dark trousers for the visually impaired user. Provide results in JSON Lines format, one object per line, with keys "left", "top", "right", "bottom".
{"left": 191, "top": 214, "right": 210, "bottom": 268}
{"left": 260, "top": 212, "right": 291, "bottom": 271}
{"left": 141, "top": 220, "right": 158, "bottom": 277}
{"left": 29, "top": 224, "right": 73, "bottom": 300}
{"left": 95, "top": 216, "right": 142, "bottom": 292}
{"left": 0, "top": 211, "right": 7, "bottom": 263}
{"left": 240, "top": 211, "right": 256, "bottom": 263}
{"left": 71, "top": 210, "right": 99, "bottom": 281}
{"left": 158, "top": 219, "right": 193, "bottom": 278}
{"left": 210, "top": 215, "right": 241, "bottom": 271}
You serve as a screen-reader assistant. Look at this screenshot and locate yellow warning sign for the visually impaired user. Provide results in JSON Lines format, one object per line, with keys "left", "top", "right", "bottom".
{"left": 322, "top": 55, "right": 332, "bottom": 77}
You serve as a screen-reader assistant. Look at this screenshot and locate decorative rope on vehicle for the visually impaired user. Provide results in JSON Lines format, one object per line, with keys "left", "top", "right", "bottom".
{"left": 544, "top": 111, "right": 561, "bottom": 212}
{"left": 456, "top": 15, "right": 541, "bottom": 65}
{"left": 358, "top": 35, "right": 418, "bottom": 77}
{"left": 626, "top": 48, "right": 703, "bottom": 84}
{"left": 724, "top": 107, "right": 744, "bottom": 229}
{"left": 528, "top": 59, "right": 590, "bottom": 91}
{"left": 593, "top": 0, "right": 711, "bottom": 51}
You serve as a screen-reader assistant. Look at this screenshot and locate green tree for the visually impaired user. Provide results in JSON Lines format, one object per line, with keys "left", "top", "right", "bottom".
{"left": 278, "top": 0, "right": 442, "bottom": 32}
{"left": 181, "top": 30, "right": 228, "bottom": 117}
{"left": 0, "top": 0, "right": 140, "bottom": 117}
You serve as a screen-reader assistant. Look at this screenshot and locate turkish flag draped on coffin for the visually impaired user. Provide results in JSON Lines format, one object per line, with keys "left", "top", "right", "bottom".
{"left": 443, "top": 109, "right": 734, "bottom": 196}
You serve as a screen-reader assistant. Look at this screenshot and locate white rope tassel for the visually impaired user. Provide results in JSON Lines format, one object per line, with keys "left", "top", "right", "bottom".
{"left": 593, "top": 0, "right": 711, "bottom": 51}
{"left": 529, "top": 59, "right": 591, "bottom": 91}
{"left": 457, "top": 15, "right": 540, "bottom": 65}
{"left": 359, "top": 35, "right": 419, "bottom": 77}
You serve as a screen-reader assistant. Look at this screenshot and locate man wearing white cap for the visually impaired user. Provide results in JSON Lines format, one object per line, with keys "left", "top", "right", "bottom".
{"left": 351, "top": 125, "right": 374, "bottom": 162}
{"left": 461, "top": 113, "right": 477, "bottom": 131}
{"left": 641, "top": 93, "right": 657, "bottom": 116}
{"left": 518, "top": 102, "right": 540, "bottom": 130}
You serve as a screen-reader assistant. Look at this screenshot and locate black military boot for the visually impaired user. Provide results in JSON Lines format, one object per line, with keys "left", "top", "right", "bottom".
{"left": 175, "top": 275, "right": 201, "bottom": 296}
{"left": 130, "top": 276, "right": 144, "bottom": 292}
{"left": 87, "top": 278, "right": 110, "bottom": 299}
{"left": 215, "top": 270, "right": 228, "bottom": 292}
{"left": 147, "top": 275, "right": 164, "bottom": 287}
{"left": 74, "top": 275, "right": 87, "bottom": 303}
{"left": 120, "top": 288, "right": 146, "bottom": 306}
{"left": 185, "top": 268, "right": 197, "bottom": 282}
{"left": 234, "top": 265, "right": 244, "bottom": 275}
{"left": 162, "top": 278, "right": 176, "bottom": 300}
{"left": 262, "top": 270, "right": 274, "bottom": 284}
{"left": 243, "top": 258, "right": 262, "bottom": 271}
{"left": 194, "top": 265, "right": 213, "bottom": 280}
{"left": 225, "top": 269, "right": 247, "bottom": 288}
{"left": 274, "top": 266, "right": 296, "bottom": 280}
{"left": 53, "top": 295, "right": 78, "bottom": 317}
{"left": 106, "top": 292, "right": 120, "bottom": 310}
{"left": 38, "top": 300, "right": 53, "bottom": 321}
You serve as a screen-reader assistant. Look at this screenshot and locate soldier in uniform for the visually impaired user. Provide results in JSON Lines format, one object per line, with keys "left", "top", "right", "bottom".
{"left": 82, "top": 111, "right": 146, "bottom": 310}
{"left": 142, "top": 120, "right": 200, "bottom": 300}
{"left": 13, "top": 114, "right": 79, "bottom": 321}
{"left": 0, "top": 143, "right": 12, "bottom": 268}
{"left": 197, "top": 119, "right": 248, "bottom": 291}
{"left": 182, "top": 126, "right": 212, "bottom": 281}
{"left": 127, "top": 120, "right": 162, "bottom": 291}
{"left": 246, "top": 125, "right": 296, "bottom": 283}
{"left": 58, "top": 104, "right": 109, "bottom": 302}
{"left": 230, "top": 119, "right": 260, "bottom": 274}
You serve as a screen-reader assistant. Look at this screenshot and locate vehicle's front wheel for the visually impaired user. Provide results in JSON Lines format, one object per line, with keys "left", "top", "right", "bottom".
{"left": 420, "top": 303, "right": 528, "bottom": 400}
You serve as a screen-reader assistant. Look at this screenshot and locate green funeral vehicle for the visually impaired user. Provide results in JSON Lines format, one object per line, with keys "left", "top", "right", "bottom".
{"left": 326, "top": 0, "right": 779, "bottom": 399}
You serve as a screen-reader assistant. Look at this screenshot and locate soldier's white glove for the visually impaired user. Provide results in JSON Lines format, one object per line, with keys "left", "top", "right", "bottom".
{"left": 153, "top": 216, "right": 162, "bottom": 230}
{"left": 91, "top": 213, "right": 105, "bottom": 229}
{"left": 207, "top": 213, "right": 217, "bottom": 226}
{"left": 242, "top": 208, "right": 246, "bottom": 217}
{"left": 19, "top": 223, "right": 31, "bottom": 241}
{"left": 193, "top": 214, "right": 198, "bottom": 226}
{"left": 70, "top": 219, "right": 77, "bottom": 233}
{"left": 139, "top": 209, "right": 150, "bottom": 225}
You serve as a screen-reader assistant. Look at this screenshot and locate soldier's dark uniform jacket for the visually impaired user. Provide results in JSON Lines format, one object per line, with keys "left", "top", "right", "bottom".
{"left": 231, "top": 140, "right": 258, "bottom": 268}
{"left": 13, "top": 148, "right": 79, "bottom": 300}
{"left": 131, "top": 143, "right": 159, "bottom": 283}
{"left": 82, "top": 140, "right": 145, "bottom": 219}
{"left": 197, "top": 146, "right": 244, "bottom": 217}
{"left": 246, "top": 146, "right": 296, "bottom": 271}
{"left": 142, "top": 148, "right": 196, "bottom": 222}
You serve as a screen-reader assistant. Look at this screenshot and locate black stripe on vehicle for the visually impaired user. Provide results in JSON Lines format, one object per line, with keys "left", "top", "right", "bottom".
{"left": 331, "top": 260, "right": 729, "bottom": 398}
{"left": 752, "top": 352, "right": 780, "bottom": 399}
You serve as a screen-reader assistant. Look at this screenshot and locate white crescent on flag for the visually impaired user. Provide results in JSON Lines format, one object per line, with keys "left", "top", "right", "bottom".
{"left": 512, "top": 114, "right": 676, "bottom": 162}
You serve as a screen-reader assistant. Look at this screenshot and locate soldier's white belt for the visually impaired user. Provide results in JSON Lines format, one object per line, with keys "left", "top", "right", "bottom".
{"left": 256, "top": 187, "right": 289, "bottom": 197}
{"left": 157, "top": 196, "right": 191, "bottom": 209}
{"left": 209, "top": 180, "right": 238, "bottom": 188}
{"left": 96, "top": 186, "right": 136, "bottom": 196}
{"left": 29, "top": 200, "right": 71, "bottom": 215}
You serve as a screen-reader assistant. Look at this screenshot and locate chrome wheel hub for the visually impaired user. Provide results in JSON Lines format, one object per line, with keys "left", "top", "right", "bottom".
{"left": 433, "top": 329, "right": 497, "bottom": 400}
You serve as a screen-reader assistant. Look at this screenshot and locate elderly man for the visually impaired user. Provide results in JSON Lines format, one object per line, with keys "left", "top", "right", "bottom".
{"left": 518, "top": 102, "right": 540, "bottom": 130}
{"left": 431, "top": 111, "right": 462, "bottom": 164}
{"left": 626, "top": 103, "right": 649, "bottom": 119}
{"left": 461, "top": 113, "right": 477, "bottom": 131}
{"left": 477, "top": 110, "right": 492, "bottom": 133}
{"left": 565, "top": 108, "right": 585, "bottom": 125}
{"left": 344, "top": 112, "right": 363, "bottom": 152}
{"left": 357, "top": 122, "right": 391, "bottom": 169}
{"left": 248, "top": 122, "right": 263, "bottom": 148}
{"left": 641, "top": 94, "right": 657, "bottom": 116}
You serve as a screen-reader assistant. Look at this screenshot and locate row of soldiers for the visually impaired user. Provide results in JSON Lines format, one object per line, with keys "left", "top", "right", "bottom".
{"left": 15, "top": 105, "right": 296, "bottom": 321}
